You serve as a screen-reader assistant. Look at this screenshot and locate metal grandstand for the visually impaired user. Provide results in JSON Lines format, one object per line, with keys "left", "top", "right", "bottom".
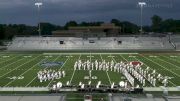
{"left": 7, "top": 35, "right": 180, "bottom": 51}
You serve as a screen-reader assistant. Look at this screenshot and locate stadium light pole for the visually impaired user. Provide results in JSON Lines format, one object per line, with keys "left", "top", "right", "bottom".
{"left": 35, "top": 2, "right": 43, "bottom": 36}
{"left": 138, "top": 2, "right": 146, "bottom": 34}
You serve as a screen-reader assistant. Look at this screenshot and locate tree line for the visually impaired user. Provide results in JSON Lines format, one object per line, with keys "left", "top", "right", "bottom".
{"left": 0, "top": 15, "right": 180, "bottom": 40}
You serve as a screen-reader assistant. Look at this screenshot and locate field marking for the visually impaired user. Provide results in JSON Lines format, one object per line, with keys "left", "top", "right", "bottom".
{"left": 162, "top": 55, "right": 180, "bottom": 64}
{"left": 0, "top": 54, "right": 5, "bottom": 59}
{"left": 43, "top": 53, "right": 139, "bottom": 55}
{"left": 47, "top": 56, "right": 70, "bottom": 87}
{"left": 141, "top": 55, "right": 180, "bottom": 78}
{"left": 100, "top": 54, "right": 112, "bottom": 85}
{"left": 0, "top": 55, "right": 19, "bottom": 64}
{"left": 0, "top": 58, "right": 25, "bottom": 69}
{"left": 4, "top": 55, "right": 47, "bottom": 87}
{"left": 130, "top": 55, "right": 177, "bottom": 87}
{"left": 25, "top": 55, "right": 61, "bottom": 87}
{"left": 90, "top": 52, "right": 92, "bottom": 62}
{"left": 119, "top": 54, "right": 152, "bottom": 86}
{"left": 141, "top": 56, "right": 178, "bottom": 87}
{"left": 69, "top": 54, "right": 81, "bottom": 85}
{"left": 66, "top": 98, "right": 108, "bottom": 100}
{"left": 0, "top": 55, "right": 41, "bottom": 79}
{"left": 156, "top": 56, "right": 180, "bottom": 69}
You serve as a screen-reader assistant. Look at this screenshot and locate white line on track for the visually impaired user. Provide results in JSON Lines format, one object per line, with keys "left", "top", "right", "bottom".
{"left": 47, "top": 56, "right": 70, "bottom": 87}
{"left": 25, "top": 55, "right": 61, "bottom": 87}
{"left": 0, "top": 55, "right": 41, "bottom": 79}
{"left": 4, "top": 55, "right": 47, "bottom": 87}
{"left": 69, "top": 54, "right": 81, "bottom": 85}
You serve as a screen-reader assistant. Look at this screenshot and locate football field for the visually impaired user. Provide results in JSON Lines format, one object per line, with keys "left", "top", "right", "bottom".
{"left": 0, "top": 52, "right": 180, "bottom": 88}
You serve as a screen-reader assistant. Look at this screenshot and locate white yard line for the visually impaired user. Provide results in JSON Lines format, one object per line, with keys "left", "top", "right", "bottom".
{"left": 119, "top": 54, "right": 128, "bottom": 62}
{"left": 25, "top": 76, "right": 36, "bottom": 87}
{"left": 131, "top": 55, "right": 177, "bottom": 87}
{"left": 0, "top": 55, "right": 41, "bottom": 79}
{"left": 162, "top": 55, "right": 180, "bottom": 64}
{"left": 4, "top": 55, "right": 46, "bottom": 87}
{"left": 111, "top": 55, "right": 117, "bottom": 63}
{"left": 47, "top": 56, "right": 70, "bottom": 87}
{"left": 100, "top": 54, "right": 112, "bottom": 84}
{"left": 0, "top": 55, "right": 19, "bottom": 64}
{"left": 141, "top": 55, "right": 180, "bottom": 78}
{"left": 90, "top": 52, "right": 91, "bottom": 62}
{"left": 25, "top": 55, "right": 61, "bottom": 87}
{"left": 156, "top": 56, "right": 180, "bottom": 69}
{"left": 69, "top": 54, "right": 81, "bottom": 85}
{"left": 0, "top": 58, "right": 25, "bottom": 69}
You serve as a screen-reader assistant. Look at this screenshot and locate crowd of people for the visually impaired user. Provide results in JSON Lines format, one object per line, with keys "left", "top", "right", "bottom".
{"left": 74, "top": 59, "right": 167, "bottom": 87}
{"left": 37, "top": 69, "right": 66, "bottom": 82}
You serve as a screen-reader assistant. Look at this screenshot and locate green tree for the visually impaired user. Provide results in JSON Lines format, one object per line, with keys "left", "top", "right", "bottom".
{"left": 111, "top": 19, "right": 122, "bottom": 26}
{"left": 119, "top": 21, "right": 139, "bottom": 34}
{"left": 151, "top": 15, "right": 162, "bottom": 32}
{"left": 65, "top": 21, "right": 78, "bottom": 29}
{"left": 0, "top": 25, "right": 5, "bottom": 39}
{"left": 79, "top": 21, "right": 103, "bottom": 26}
{"left": 41, "top": 23, "right": 62, "bottom": 35}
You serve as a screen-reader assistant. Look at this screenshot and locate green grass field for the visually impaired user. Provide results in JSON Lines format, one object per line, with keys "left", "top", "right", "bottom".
{"left": 0, "top": 52, "right": 180, "bottom": 88}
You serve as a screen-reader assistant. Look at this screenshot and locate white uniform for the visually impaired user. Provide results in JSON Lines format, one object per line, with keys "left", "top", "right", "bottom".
{"left": 153, "top": 78, "right": 156, "bottom": 87}
{"left": 157, "top": 74, "right": 162, "bottom": 81}
{"left": 162, "top": 79, "right": 168, "bottom": 87}
{"left": 143, "top": 79, "right": 145, "bottom": 86}
{"left": 91, "top": 63, "right": 94, "bottom": 70}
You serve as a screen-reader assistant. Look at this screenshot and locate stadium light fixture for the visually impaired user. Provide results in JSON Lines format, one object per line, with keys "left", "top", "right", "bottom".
{"left": 138, "top": 2, "right": 146, "bottom": 34}
{"left": 35, "top": 2, "right": 43, "bottom": 36}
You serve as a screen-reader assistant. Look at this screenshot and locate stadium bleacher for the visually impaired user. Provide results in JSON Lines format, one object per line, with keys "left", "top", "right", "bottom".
{"left": 7, "top": 36, "right": 175, "bottom": 51}
{"left": 171, "top": 35, "right": 180, "bottom": 50}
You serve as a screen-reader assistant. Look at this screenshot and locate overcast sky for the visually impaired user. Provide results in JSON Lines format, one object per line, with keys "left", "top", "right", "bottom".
{"left": 0, "top": 0, "right": 179, "bottom": 26}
